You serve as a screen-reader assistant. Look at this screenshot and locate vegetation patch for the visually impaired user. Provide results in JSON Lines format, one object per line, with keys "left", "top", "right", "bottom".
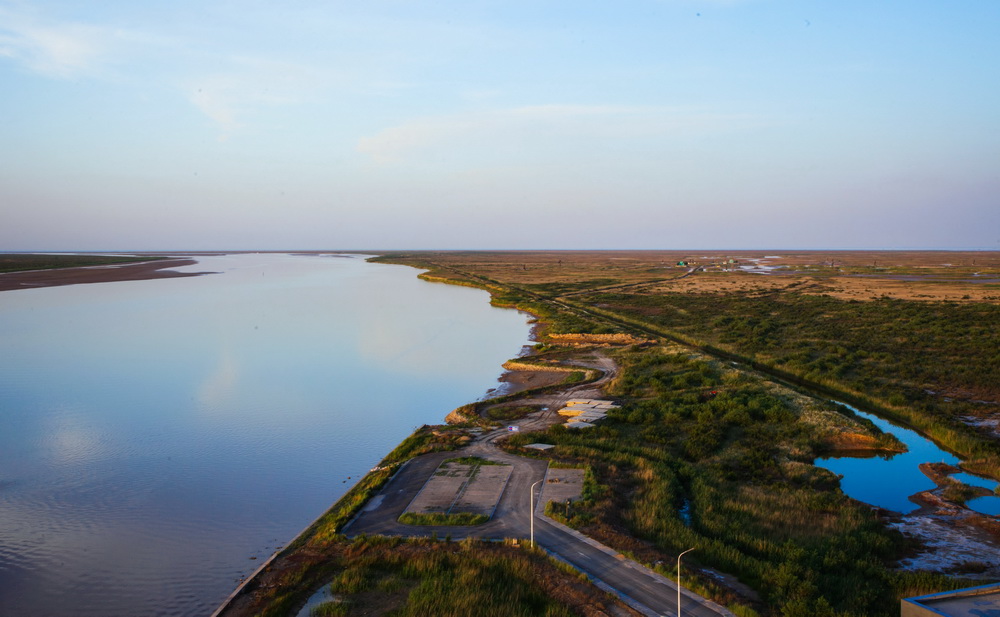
{"left": 506, "top": 345, "right": 972, "bottom": 615}
{"left": 583, "top": 290, "right": 1000, "bottom": 475}
{"left": 226, "top": 536, "right": 624, "bottom": 617}
{"left": 398, "top": 512, "right": 489, "bottom": 526}
{"left": 442, "top": 456, "right": 503, "bottom": 466}
{"left": 485, "top": 405, "right": 538, "bottom": 422}
{"left": 310, "top": 600, "right": 349, "bottom": 616}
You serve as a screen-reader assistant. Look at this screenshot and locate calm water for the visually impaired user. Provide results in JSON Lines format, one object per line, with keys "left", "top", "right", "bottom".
{"left": 0, "top": 254, "right": 531, "bottom": 617}
{"left": 816, "top": 403, "right": 998, "bottom": 515}
{"left": 967, "top": 496, "right": 1000, "bottom": 516}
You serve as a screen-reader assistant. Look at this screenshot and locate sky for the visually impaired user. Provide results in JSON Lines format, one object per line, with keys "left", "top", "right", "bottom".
{"left": 1, "top": 1, "right": 998, "bottom": 251}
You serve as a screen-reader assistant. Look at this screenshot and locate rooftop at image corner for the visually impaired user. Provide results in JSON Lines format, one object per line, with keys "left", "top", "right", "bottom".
{"left": 902, "top": 582, "right": 1000, "bottom": 617}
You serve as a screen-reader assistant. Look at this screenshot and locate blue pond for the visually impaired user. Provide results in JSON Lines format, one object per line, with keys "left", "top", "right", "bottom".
{"left": 815, "top": 403, "right": 997, "bottom": 516}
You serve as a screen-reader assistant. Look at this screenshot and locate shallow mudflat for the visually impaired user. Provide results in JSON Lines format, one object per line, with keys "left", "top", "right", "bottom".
{"left": 0, "top": 258, "right": 204, "bottom": 291}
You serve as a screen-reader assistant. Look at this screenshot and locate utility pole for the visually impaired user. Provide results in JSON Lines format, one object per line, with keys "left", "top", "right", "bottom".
{"left": 677, "top": 548, "right": 695, "bottom": 617}
{"left": 530, "top": 479, "right": 543, "bottom": 548}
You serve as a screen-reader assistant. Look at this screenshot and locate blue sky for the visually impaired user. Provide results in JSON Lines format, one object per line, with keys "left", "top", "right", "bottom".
{"left": 2, "top": 0, "right": 998, "bottom": 250}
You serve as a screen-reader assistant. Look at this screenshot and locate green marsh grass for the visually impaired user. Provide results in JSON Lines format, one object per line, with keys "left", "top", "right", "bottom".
{"left": 507, "top": 345, "right": 981, "bottom": 616}
{"left": 398, "top": 512, "right": 489, "bottom": 526}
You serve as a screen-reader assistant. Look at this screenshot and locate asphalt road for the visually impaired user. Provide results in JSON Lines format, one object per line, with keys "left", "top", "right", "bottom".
{"left": 344, "top": 423, "right": 733, "bottom": 617}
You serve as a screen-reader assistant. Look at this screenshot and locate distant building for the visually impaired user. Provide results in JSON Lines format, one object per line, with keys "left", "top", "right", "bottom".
{"left": 902, "top": 582, "right": 1000, "bottom": 616}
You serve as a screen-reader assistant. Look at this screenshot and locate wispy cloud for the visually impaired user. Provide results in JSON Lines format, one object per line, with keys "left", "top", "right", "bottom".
{"left": 0, "top": 2, "right": 331, "bottom": 137}
{"left": 357, "top": 105, "right": 759, "bottom": 164}
{"left": 0, "top": 4, "right": 111, "bottom": 78}
{"left": 184, "top": 56, "right": 330, "bottom": 137}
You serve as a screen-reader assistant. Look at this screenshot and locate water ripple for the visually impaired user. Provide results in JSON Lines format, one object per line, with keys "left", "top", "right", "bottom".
{"left": 0, "top": 254, "right": 531, "bottom": 617}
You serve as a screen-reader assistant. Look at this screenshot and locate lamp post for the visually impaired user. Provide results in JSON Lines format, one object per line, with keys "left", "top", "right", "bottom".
{"left": 677, "top": 547, "right": 695, "bottom": 617}
{"left": 529, "top": 479, "right": 543, "bottom": 548}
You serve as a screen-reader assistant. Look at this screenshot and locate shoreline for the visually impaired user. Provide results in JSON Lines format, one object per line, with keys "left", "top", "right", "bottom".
{"left": 211, "top": 263, "right": 562, "bottom": 617}
{"left": 0, "top": 257, "right": 207, "bottom": 291}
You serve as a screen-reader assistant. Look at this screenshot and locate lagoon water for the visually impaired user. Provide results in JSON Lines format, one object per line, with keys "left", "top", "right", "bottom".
{"left": 815, "top": 403, "right": 997, "bottom": 516}
{"left": 0, "top": 254, "right": 531, "bottom": 617}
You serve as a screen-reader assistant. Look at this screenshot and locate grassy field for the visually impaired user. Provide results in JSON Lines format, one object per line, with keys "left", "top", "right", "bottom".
{"left": 298, "top": 536, "right": 623, "bottom": 617}
{"left": 508, "top": 344, "right": 966, "bottom": 616}
{"left": 223, "top": 533, "right": 626, "bottom": 617}
{"left": 368, "top": 250, "right": 1000, "bottom": 616}
{"left": 373, "top": 251, "right": 1000, "bottom": 472}
{"left": 398, "top": 512, "right": 490, "bottom": 526}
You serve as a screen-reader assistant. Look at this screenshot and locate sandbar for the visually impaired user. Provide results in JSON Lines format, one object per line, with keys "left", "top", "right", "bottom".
{"left": 0, "top": 258, "right": 207, "bottom": 292}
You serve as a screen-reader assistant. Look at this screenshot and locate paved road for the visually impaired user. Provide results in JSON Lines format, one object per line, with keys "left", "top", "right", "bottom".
{"left": 532, "top": 515, "right": 730, "bottom": 617}
{"left": 344, "top": 417, "right": 733, "bottom": 616}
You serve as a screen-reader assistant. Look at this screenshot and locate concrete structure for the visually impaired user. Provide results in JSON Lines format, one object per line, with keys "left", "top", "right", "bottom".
{"left": 902, "top": 582, "right": 1000, "bottom": 617}
{"left": 566, "top": 420, "right": 596, "bottom": 429}
{"left": 559, "top": 399, "right": 618, "bottom": 418}
{"left": 558, "top": 406, "right": 608, "bottom": 417}
{"left": 565, "top": 399, "right": 619, "bottom": 409}
{"left": 573, "top": 411, "right": 607, "bottom": 422}
{"left": 539, "top": 467, "right": 585, "bottom": 506}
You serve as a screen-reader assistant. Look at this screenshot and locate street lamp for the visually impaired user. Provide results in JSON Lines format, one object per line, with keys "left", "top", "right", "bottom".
{"left": 677, "top": 547, "right": 695, "bottom": 617}
{"left": 529, "top": 479, "right": 543, "bottom": 548}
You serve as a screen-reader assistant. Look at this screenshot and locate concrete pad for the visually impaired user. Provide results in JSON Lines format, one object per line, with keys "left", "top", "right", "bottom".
{"left": 566, "top": 399, "right": 619, "bottom": 408}
{"left": 406, "top": 462, "right": 473, "bottom": 514}
{"left": 541, "top": 468, "right": 585, "bottom": 507}
{"left": 404, "top": 460, "right": 512, "bottom": 519}
{"left": 453, "top": 465, "right": 513, "bottom": 516}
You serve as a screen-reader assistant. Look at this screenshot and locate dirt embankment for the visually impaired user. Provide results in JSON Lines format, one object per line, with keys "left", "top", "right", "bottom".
{"left": 822, "top": 431, "right": 883, "bottom": 450}
{"left": 546, "top": 333, "right": 654, "bottom": 346}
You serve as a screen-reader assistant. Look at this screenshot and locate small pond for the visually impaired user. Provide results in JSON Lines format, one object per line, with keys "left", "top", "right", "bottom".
{"left": 295, "top": 584, "right": 339, "bottom": 617}
{"left": 815, "top": 403, "right": 998, "bottom": 516}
